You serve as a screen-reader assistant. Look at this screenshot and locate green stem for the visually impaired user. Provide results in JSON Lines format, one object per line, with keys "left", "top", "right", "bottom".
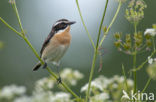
{"left": 47, "top": 68, "right": 79, "bottom": 99}
{"left": 97, "top": 0, "right": 109, "bottom": 48}
{"left": 133, "top": 22, "right": 138, "bottom": 96}
{"left": 152, "top": 38, "right": 155, "bottom": 51}
{"left": 0, "top": 17, "right": 23, "bottom": 37}
{"left": 75, "top": 0, "right": 95, "bottom": 49}
{"left": 131, "top": 50, "right": 156, "bottom": 72}
{"left": 12, "top": 2, "right": 24, "bottom": 35}
{"left": 134, "top": 22, "right": 137, "bottom": 34}
{"left": 133, "top": 52, "right": 137, "bottom": 93}
{"left": 122, "top": 64, "right": 128, "bottom": 91}
{"left": 99, "top": 1, "right": 122, "bottom": 47}
{"left": 141, "top": 78, "right": 152, "bottom": 93}
{"left": 85, "top": 0, "right": 109, "bottom": 101}
{"left": 23, "top": 36, "right": 44, "bottom": 64}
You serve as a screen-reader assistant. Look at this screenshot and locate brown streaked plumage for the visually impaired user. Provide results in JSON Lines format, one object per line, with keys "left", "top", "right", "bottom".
{"left": 33, "top": 19, "right": 75, "bottom": 71}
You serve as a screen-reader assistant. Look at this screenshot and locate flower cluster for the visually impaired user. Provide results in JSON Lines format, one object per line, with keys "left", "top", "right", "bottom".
{"left": 60, "top": 68, "right": 84, "bottom": 86}
{"left": 125, "top": 0, "right": 147, "bottom": 23}
{"left": 114, "top": 30, "right": 155, "bottom": 55}
{"left": 0, "top": 68, "right": 135, "bottom": 102}
{"left": 0, "top": 85, "right": 26, "bottom": 100}
{"left": 81, "top": 75, "right": 134, "bottom": 101}
{"left": 0, "top": 68, "right": 84, "bottom": 102}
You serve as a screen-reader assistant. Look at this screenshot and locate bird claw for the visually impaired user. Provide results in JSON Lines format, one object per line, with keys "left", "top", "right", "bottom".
{"left": 42, "top": 63, "right": 47, "bottom": 69}
{"left": 57, "top": 77, "right": 62, "bottom": 84}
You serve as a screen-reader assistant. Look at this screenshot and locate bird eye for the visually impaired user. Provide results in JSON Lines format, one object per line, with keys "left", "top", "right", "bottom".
{"left": 63, "top": 24, "right": 67, "bottom": 28}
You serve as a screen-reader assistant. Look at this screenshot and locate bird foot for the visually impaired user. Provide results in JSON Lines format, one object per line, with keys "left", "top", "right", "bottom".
{"left": 57, "top": 77, "right": 62, "bottom": 84}
{"left": 42, "top": 63, "right": 47, "bottom": 69}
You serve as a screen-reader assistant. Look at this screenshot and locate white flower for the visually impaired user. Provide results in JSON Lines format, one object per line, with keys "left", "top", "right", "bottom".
{"left": 127, "top": 79, "right": 134, "bottom": 87}
{"left": 144, "top": 28, "right": 156, "bottom": 37}
{"left": 73, "top": 70, "right": 84, "bottom": 79}
{"left": 13, "top": 96, "right": 32, "bottom": 102}
{"left": 148, "top": 56, "right": 153, "bottom": 64}
{"left": 81, "top": 81, "right": 103, "bottom": 92}
{"left": 51, "top": 92, "right": 72, "bottom": 102}
{"left": 34, "top": 77, "right": 54, "bottom": 92}
{"left": 60, "top": 68, "right": 83, "bottom": 86}
{"left": 0, "top": 85, "right": 26, "bottom": 99}
{"left": 90, "top": 93, "right": 109, "bottom": 102}
{"left": 32, "top": 91, "right": 53, "bottom": 102}
{"left": 154, "top": 58, "right": 156, "bottom": 62}
{"left": 113, "top": 75, "right": 124, "bottom": 83}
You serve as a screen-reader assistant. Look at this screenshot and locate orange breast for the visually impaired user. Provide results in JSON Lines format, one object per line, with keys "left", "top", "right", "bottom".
{"left": 52, "top": 26, "right": 71, "bottom": 45}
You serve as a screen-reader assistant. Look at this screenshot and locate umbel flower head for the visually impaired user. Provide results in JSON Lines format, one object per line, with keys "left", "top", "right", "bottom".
{"left": 125, "top": 0, "right": 147, "bottom": 23}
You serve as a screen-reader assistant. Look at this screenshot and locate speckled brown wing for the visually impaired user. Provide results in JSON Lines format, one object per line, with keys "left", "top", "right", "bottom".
{"left": 40, "top": 30, "right": 55, "bottom": 57}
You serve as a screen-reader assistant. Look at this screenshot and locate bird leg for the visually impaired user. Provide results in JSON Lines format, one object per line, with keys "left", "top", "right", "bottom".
{"left": 42, "top": 62, "right": 47, "bottom": 69}
{"left": 56, "top": 65, "right": 62, "bottom": 84}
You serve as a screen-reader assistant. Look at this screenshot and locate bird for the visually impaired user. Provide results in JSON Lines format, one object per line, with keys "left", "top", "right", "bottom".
{"left": 33, "top": 19, "right": 76, "bottom": 78}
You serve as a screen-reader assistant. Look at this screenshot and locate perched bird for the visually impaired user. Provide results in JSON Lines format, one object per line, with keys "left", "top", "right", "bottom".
{"left": 33, "top": 19, "right": 76, "bottom": 73}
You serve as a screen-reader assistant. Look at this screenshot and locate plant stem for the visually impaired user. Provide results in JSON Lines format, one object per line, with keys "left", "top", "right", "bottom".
{"left": 75, "top": 0, "right": 95, "bottom": 50}
{"left": 12, "top": 2, "right": 24, "bottom": 35}
{"left": 99, "top": 1, "right": 122, "bottom": 47}
{"left": 133, "top": 52, "right": 137, "bottom": 93}
{"left": 122, "top": 64, "right": 128, "bottom": 91}
{"left": 131, "top": 50, "right": 156, "bottom": 72}
{"left": 0, "top": 17, "right": 23, "bottom": 37}
{"left": 85, "top": 0, "right": 109, "bottom": 101}
{"left": 134, "top": 22, "right": 137, "bottom": 34}
{"left": 133, "top": 22, "right": 138, "bottom": 94}
{"left": 47, "top": 68, "right": 79, "bottom": 99}
{"left": 141, "top": 77, "right": 152, "bottom": 93}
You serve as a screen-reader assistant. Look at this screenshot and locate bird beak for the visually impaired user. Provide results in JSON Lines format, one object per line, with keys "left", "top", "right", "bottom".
{"left": 68, "top": 21, "right": 76, "bottom": 25}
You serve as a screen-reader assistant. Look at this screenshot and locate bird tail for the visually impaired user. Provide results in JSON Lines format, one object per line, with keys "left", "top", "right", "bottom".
{"left": 33, "top": 62, "right": 42, "bottom": 71}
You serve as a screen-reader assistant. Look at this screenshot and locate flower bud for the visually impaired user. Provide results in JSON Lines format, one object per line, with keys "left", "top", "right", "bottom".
{"left": 123, "top": 43, "right": 131, "bottom": 50}
{"left": 103, "top": 26, "right": 107, "bottom": 33}
{"left": 114, "top": 32, "right": 121, "bottom": 40}
{"left": 114, "top": 41, "right": 122, "bottom": 48}
{"left": 125, "top": 34, "right": 131, "bottom": 44}
{"left": 146, "top": 40, "right": 152, "bottom": 47}
{"left": 145, "top": 33, "right": 152, "bottom": 39}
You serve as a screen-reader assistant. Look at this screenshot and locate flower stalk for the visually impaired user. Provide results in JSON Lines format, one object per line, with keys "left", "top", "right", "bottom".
{"left": 86, "top": 0, "right": 109, "bottom": 101}
{"left": 99, "top": 1, "right": 122, "bottom": 47}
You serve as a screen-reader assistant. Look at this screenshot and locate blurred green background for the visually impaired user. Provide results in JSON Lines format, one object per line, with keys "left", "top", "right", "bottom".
{"left": 0, "top": 0, "right": 156, "bottom": 95}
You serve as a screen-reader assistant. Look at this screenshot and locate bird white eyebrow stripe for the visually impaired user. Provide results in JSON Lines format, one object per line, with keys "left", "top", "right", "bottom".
{"left": 54, "top": 21, "right": 68, "bottom": 26}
